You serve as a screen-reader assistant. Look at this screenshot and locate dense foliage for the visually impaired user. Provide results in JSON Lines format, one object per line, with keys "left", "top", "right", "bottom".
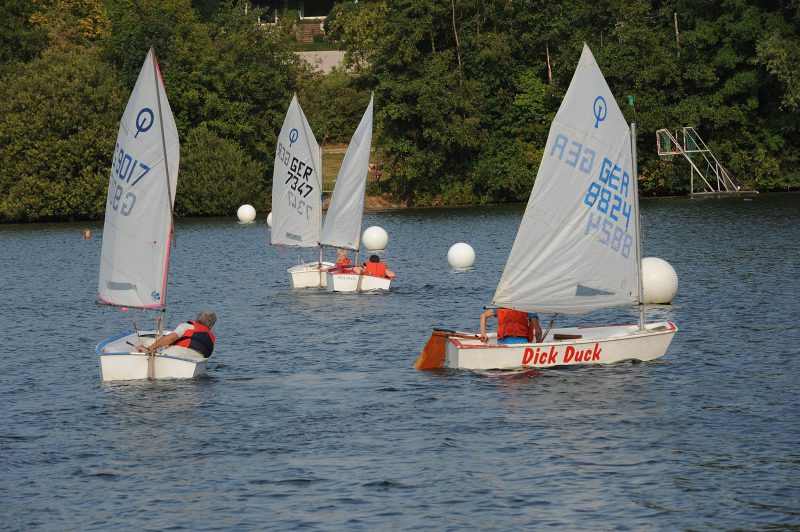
{"left": 329, "top": 0, "right": 800, "bottom": 204}
{"left": 0, "top": 0, "right": 334, "bottom": 221}
{"left": 1, "top": 0, "right": 798, "bottom": 221}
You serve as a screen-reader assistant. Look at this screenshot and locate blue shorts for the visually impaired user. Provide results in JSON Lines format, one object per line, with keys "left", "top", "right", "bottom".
{"left": 498, "top": 336, "right": 529, "bottom": 345}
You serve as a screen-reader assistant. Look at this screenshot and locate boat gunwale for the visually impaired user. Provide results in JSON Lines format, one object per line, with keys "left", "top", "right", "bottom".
{"left": 287, "top": 261, "right": 335, "bottom": 273}
{"left": 449, "top": 321, "right": 678, "bottom": 350}
{"left": 96, "top": 330, "right": 206, "bottom": 364}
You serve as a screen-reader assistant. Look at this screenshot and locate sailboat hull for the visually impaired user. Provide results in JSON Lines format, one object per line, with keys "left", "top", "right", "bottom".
{"left": 436, "top": 321, "right": 677, "bottom": 370}
{"left": 325, "top": 272, "right": 392, "bottom": 292}
{"left": 96, "top": 331, "right": 208, "bottom": 381}
{"left": 288, "top": 262, "right": 335, "bottom": 288}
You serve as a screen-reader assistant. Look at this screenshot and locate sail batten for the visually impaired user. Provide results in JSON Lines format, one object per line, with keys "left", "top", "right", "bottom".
{"left": 270, "top": 95, "right": 323, "bottom": 248}
{"left": 320, "top": 95, "right": 374, "bottom": 251}
{"left": 97, "top": 48, "right": 179, "bottom": 310}
{"left": 492, "top": 44, "right": 639, "bottom": 315}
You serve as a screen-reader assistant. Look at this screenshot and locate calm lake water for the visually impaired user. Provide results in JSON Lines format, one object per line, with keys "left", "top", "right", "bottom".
{"left": 1, "top": 193, "right": 798, "bottom": 530}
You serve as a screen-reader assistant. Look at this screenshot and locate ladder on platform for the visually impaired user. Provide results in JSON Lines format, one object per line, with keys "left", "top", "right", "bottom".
{"left": 656, "top": 127, "right": 754, "bottom": 196}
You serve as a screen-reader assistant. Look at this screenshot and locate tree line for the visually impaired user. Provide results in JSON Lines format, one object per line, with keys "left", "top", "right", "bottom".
{"left": 1, "top": 0, "right": 798, "bottom": 222}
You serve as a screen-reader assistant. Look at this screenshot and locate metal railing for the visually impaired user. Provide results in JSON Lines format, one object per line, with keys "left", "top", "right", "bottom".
{"left": 656, "top": 127, "right": 752, "bottom": 196}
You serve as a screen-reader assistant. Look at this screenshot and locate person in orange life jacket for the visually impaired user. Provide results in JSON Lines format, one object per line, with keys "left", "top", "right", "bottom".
{"left": 136, "top": 310, "right": 217, "bottom": 358}
{"left": 479, "top": 307, "right": 542, "bottom": 345}
{"left": 335, "top": 248, "right": 352, "bottom": 270}
{"left": 353, "top": 254, "right": 395, "bottom": 279}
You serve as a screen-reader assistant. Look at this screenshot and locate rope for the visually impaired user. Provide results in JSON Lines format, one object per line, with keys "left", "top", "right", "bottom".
{"left": 542, "top": 314, "right": 558, "bottom": 341}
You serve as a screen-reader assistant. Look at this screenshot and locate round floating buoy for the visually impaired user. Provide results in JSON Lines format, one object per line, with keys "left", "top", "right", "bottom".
{"left": 448, "top": 243, "right": 475, "bottom": 268}
{"left": 267, "top": 211, "right": 273, "bottom": 228}
{"left": 362, "top": 226, "right": 388, "bottom": 250}
{"left": 642, "top": 257, "right": 678, "bottom": 304}
{"left": 237, "top": 204, "right": 256, "bottom": 223}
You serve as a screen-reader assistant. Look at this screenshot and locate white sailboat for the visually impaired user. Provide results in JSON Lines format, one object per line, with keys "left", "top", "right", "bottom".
{"left": 95, "top": 49, "right": 204, "bottom": 381}
{"left": 415, "top": 44, "right": 677, "bottom": 371}
{"left": 321, "top": 95, "right": 390, "bottom": 292}
{"left": 270, "top": 94, "right": 333, "bottom": 288}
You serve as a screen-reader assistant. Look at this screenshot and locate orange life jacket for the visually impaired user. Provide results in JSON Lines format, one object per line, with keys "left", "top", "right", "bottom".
{"left": 336, "top": 257, "right": 351, "bottom": 268}
{"left": 364, "top": 261, "right": 387, "bottom": 278}
{"left": 497, "top": 309, "right": 532, "bottom": 342}
{"left": 175, "top": 321, "right": 216, "bottom": 358}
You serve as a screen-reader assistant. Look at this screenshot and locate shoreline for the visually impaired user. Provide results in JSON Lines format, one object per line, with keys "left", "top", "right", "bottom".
{"left": 2, "top": 191, "right": 795, "bottom": 225}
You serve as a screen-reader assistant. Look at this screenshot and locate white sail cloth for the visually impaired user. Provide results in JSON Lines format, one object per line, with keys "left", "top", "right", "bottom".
{"left": 320, "top": 95, "right": 374, "bottom": 251}
{"left": 270, "top": 94, "right": 322, "bottom": 248}
{"left": 493, "top": 44, "right": 639, "bottom": 315}
{"left": 98, "top": 48, "right": 179, "bottom": 309}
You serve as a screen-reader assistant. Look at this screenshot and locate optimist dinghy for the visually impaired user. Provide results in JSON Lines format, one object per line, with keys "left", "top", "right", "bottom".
{"left": 95, "top": 49, "right": 205, "bottom": 381}
{"left": 320, "top": 95, "right": 392, "bottom": 292}
{"left": 270, "top": 95, "right": 333, "bottom": 288}
{"left": 415, "top": 44, "right": 677, "bottom": 371}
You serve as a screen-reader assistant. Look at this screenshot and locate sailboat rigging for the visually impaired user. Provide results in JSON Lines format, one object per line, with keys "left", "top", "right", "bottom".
{"left": 415, "top": 44, "right": 677, "bottom": 370}
{"left": 321, "top": 94, "right": 392, "bottom": 292}
{"left": 270, "top": 94, "right": 333, "bottom": 288}
{"left": 96, "top": 48, "right": 208, "bottom": 381}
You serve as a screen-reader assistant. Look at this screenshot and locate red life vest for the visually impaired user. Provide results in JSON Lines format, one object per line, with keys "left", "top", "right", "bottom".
{"left": 364, "top": 261, "right": 387, "bottom": 278}
{"left": 175, "top": 321, "right": 216, "bottom": 358}
{"left": 332, "top": 257, "right": 354, "bottom": 273}
{"left": 497, "top": 309, "right": 531, "bottom": 341}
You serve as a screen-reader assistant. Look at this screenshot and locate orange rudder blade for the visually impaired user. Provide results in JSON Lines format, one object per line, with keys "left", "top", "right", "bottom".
{"left": 413, "top": 330, "right": 449, "bottom": 370}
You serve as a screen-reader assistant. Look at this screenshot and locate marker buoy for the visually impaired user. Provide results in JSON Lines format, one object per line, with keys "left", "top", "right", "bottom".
{"left": 237, "top": 204, "right": 256, "bottom": 223}
{"left": 267, "top": 212, "right": 273, "bottom": 228}
{"left": 447, "top": 243, "right": 475, "bottom": 268}
{"left": 642, "top": 257, "right": 678, "bottom": 304}
{"left": 362, "top": 226, "right": 389, "bottom": 250}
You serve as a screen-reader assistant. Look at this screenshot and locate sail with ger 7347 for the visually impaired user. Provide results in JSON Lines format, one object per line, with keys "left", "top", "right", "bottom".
{"left": 270, "top": 94, "right": 322, "bottom": 249}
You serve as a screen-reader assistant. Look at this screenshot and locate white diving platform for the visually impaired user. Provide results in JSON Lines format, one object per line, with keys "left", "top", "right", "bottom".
{"left": 656, "top": 127, "right": 757, "bottom": 197}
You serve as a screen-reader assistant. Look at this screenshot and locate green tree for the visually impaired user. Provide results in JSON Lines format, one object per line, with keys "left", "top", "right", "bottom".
{"left": 176, "top": 125, "right": 265, "bottom": 215}
{"left": 300, "top": 71, "right": 373, "bottom": 144}
{"left": 0, "top": 49, "right": 126, "bottom": 221}
{"left": 0, "top": 0, "right": 48, "bottom": 72}
{"left": 29, "top": 0, "right": 112, "bottom": 50}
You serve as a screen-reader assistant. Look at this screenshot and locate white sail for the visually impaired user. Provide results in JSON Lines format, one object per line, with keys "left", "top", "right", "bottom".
{"left": 320, "top": 94, "right": 374, "bottom": 251}
{"left": 493, "top": 44, "right": 639, "bottom": 315}
{"left": 270, "top": 94, "right": 322, "bottom": 248}
{"left": 98, "top": 48, "right": 179, "bottom": 309}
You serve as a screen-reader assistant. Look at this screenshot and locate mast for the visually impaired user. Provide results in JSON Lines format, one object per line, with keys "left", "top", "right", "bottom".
{"left": 319, "top": 136, "right": 323, "bottom": 265}
{"left": 631, "top": 121, "right": 646, "bottom": 330}
{"left": 318, "top": 132, "right": 324, "bottom": 287}
{"left": 152, "top": 47, "right": 173, "bottom": 331}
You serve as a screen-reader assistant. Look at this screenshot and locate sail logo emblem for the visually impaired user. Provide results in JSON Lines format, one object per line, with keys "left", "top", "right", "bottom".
{"left": 135, "top": 108, "right": 154, "bottom": 138}
{"left": 592, "top": 96, "right": 607, "bottom": 128}
{"left": 151, "top": 291, "right": 161, "bottom": 301}
{"left": 288, "top": 128, "right": 299, "bottom": 147}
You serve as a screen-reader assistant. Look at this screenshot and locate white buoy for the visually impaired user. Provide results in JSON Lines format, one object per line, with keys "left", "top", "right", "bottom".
{"left": 362, "top": 226, "right": 389, "bottom": 250}
{"left": 237, "top": 204, "right": 256, "bottom": 223}
{"left": 267, "top": 211, "right": 273, "bottom": 228}
{"left": 642, "top": 257, "right": 678, "bottom": 304}
{"left": 448, "top": 243, "right": 475, "bottom": 268}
